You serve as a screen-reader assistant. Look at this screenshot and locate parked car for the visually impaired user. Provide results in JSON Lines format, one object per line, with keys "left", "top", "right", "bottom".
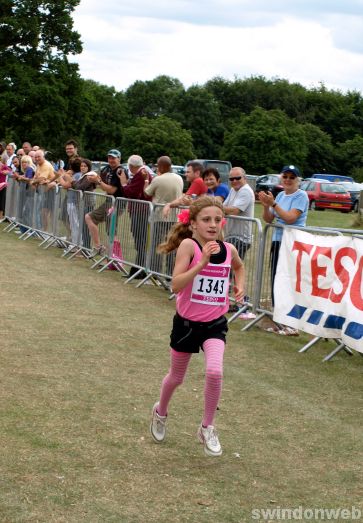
{"left": 171, "top": 165, "right": 185, "bottom": 175}
{"left": 336, "top": 181, "right": 363, "bottom": 212}
{"left": 310, "top": 173, "right": 354, "bottom": 183}
{"left": 301, "top": 180, "right": 352, "bottom": 212}
{"left": 255, "top": 174, "right": 284, "bottom": 198}
{"left": 91, "top": 161, "right": 108, "bottom": 174}
{"left": 245, "top": 174, "right": 259, "bottom": 192}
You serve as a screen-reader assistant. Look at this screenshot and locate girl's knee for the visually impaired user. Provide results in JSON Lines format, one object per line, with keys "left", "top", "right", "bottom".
{"left": 205, "top": 368, "right": 223, "bottom": 381}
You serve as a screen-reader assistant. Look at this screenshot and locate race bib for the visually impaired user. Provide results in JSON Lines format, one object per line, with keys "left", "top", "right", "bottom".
{"left": 191, "top": 264, "right": 230, "bottom": 306}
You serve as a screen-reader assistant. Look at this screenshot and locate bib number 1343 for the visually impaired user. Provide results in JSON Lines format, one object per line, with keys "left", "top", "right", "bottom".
{"left": 191, "top": 275, "right": 228, "bottom": 305}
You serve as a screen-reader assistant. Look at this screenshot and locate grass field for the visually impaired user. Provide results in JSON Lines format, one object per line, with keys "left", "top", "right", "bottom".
{"left": 0, "top": 221, "right": 362, "bottom": 523}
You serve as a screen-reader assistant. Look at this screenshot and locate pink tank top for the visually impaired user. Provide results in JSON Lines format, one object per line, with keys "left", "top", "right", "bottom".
{"left": 176, "top": 240, "right": 231, "bottom": 322}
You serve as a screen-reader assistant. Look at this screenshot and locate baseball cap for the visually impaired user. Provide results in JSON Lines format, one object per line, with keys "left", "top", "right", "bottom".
{"left": 281, "top": 165, "right": 300, "bottom": 177}
{"left": 107, "top": 149, "right": 121, "bottom": 158}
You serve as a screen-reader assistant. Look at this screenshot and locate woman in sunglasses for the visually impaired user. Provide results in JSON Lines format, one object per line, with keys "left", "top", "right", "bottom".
{"left": 259, "top": 165, "right": 309, "bottom": 335}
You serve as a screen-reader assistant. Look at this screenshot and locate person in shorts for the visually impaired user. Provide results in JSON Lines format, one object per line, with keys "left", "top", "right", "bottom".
{"left": 150, "top": 196, "right": 245, "bottom": 457}
{"left": 85, "top": 149, "right": 126, "bottom": 256}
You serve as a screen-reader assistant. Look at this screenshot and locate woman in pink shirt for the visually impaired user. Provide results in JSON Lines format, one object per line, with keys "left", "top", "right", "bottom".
{"left": 150, "top": 196, "right": 245, "bottom": 457}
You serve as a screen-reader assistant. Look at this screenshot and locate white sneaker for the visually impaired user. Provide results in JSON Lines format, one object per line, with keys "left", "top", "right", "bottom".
{"left": 197, "top": 425, "right": 222, "bottom": 457}
{"left": 88, "top": 245, "right": 106, "bottom": 258}
{"left": 150, "top": 402, "right": 167, "bottom": 443}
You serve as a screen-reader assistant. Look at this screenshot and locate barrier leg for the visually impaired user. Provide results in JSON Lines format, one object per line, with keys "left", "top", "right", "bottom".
{"left": 323, "top": 341, "right": 353, "bottom": 362}
{"left": 228, "top": 305, "right": 248, "bottom": 324}
{"left": 299, "top": 336, "right": 322, "bottom": 353}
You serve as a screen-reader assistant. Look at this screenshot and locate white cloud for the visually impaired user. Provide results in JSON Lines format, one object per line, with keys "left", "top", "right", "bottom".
{"left": 71, "top": 1, "right": 363, "bottom": 93}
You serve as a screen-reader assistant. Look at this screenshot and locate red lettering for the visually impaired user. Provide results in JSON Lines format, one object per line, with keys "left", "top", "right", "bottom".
{"left": 292, "top": 241, "right": 314, "bottom": 292}
{"left": 311, "top": 246, "right": 332, "bottom": 298}
{"left": 330, "top": 247, "right": 357, "bottom": 303}
{"left": 350, "top": 255, "right": 363, "bottom": 311}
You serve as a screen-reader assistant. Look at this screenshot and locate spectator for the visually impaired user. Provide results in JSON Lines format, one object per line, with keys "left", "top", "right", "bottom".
{"left": 0, "top": 142, "right": 7, "bottom": 163}
{"left": 202, "top": 167, "right": 229, "bottom": 202}
{"left": 32, "top": 149, "right": 55, "bottom": 185}
{"left": 11, "top": 155, "right": 22, "bottom": 177}
{"left": 85, "top": 149, "right": 125, "bottom": 256}
{"left": 144, "top": 155, "right": 183, "bottom": 274}
{"left": 28, "top": 150, "right": 36, "bottom": 162}
{"left": 162, "top": 161, "right": 207, "bottom": 217}
{"left": 22, "top": 142, "right": 32, "bottom": 155}
{"left": 118, "top": 154, "right": 153, "bottom": 278}
{"left": 58, "top": 157, "right": 83, "bottom": 246}
{"left": 31, "top": 149, "right": 56, "bottom": 230}
{"left": 6, "top": 143, "right": 17, "bottom": 171}
{"left": 259, "top": 164, "right": 309, "bottom": 336}
{"left": 17, "top": 155, "right": 36, "bottom": 232}
{"left": 63, "top": 139, "right": 79, "bottom": 170}
{"left": 0, "top": 159, "right": 11, "bottom": 219}
{"left": 223, "top": 167, "right": 255, "bottom": 260}
{"left": 17, "top": 149, "right": 25, "bottom": 159}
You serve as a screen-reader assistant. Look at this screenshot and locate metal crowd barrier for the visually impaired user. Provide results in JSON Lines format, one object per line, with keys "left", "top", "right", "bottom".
{"left": 100, "top": 197, "right": 154, "bottom": 283}
{"left": 223, "top": 215, "right": 263, "bottom": 323}
{"left": 240, "top": 223, "right": 362, "bottom": 362}
{"left": 143, "top": 203, "right": 179, "bottom": 285}
{"left": 3, "top": 177, "right": 19, "bottom": 231}
{"left": 83, "top": 191, "right": 115, "bottom": 267}
{"left": 295, "top": 225, "right": 363, "bottom": 361}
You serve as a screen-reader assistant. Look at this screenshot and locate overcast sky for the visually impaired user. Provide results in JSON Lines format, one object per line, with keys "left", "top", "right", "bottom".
{"left": 72, "top": 0, "right": 363, "bottom": 93}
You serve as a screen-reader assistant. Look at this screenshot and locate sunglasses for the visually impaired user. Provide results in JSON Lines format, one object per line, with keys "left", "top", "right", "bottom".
{"left": 282, "top": 174, "right": 297, "bottom": 180}
{"left": 229, "top": 176, "right": 242, "bottom": 181}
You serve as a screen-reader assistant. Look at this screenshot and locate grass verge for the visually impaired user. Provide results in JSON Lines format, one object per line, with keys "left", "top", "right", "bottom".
{"left": 0, "top": 226, "right": 362, "bottom": 523}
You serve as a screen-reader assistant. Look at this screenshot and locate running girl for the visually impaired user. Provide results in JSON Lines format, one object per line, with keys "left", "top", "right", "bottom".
{"left": 150, "top": 196, "right": 245, "bottom": 457}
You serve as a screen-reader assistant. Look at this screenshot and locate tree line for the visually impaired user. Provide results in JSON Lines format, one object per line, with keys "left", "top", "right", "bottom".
{"left": 1, "top": 1, "right": 363, "bottom": 180}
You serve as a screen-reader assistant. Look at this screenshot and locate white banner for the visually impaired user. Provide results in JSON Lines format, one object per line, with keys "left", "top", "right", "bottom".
{"left": 273, "top": 229, "right": 363, "bottom": 353}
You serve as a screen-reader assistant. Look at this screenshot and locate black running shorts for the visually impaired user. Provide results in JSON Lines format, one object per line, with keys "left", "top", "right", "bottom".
{"left": 170, "top": 313, "right": 228, "bottom": 353}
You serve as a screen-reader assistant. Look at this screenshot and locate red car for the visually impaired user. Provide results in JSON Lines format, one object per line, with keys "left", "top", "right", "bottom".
{"left": 300, "top": 180, "right": 352, "bottom": 212}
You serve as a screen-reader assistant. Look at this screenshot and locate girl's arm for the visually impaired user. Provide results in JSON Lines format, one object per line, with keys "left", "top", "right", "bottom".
{"left": 171, "top": 239, "right": 219, "bottom": 294}
{"left": 229, "top": 244, "right": 245, "bottom": 302}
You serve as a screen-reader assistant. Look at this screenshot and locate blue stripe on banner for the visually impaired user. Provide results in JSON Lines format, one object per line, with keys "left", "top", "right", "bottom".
{"left": 287, "top": 305, "right": 307, "bottom": 319}
{"left": 324, "top": 315, "right": 346, "bottom": 330}
{"left": 307, "top": 310, "right": 324, "bottom": 325}
{"left": 344, "top": 322, "right": 363, "bottom": 341}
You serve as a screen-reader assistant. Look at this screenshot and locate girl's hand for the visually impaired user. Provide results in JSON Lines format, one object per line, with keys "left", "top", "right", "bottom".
{"left": 201, "top": 241, "right": 219, "bottom": 265}
{"left": 233, "top": 285, "right": 245, "bottom": 303}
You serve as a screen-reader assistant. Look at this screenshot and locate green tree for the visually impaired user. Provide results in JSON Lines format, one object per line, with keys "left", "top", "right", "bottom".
{"left": 221, "top": 107, "right": 308, "bottom": 174}
{"left": 335, "top": 135, "right": 363, "bottom": 180}
{"left": 0, "top": 0, "right": 82, "bottom": 152}
{"left": 301, "top": 123, "right": 336, "bottom": 176}
{"left": 125, "top": 76, "right": 184, "bottom": 119}
{"left": 80, "top": 80, "right": 130, "bottom": 159}
{"left": 122, "top": 116, "right": 194, "bottom": 165}
{"left": 173, "top": 85, "right": 224, "bottom": 158}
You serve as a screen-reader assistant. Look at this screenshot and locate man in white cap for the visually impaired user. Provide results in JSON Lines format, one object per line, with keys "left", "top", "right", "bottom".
{"left": 85, "top": 149, "right": 126, "bottom": 256}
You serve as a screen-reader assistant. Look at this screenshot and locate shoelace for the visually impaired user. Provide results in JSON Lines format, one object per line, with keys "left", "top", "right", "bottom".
{"left": 156, "top": 414, "right": 166, "bottom": 431}
{"left": 205, "top": 427, "right": 219, "bottom": 446}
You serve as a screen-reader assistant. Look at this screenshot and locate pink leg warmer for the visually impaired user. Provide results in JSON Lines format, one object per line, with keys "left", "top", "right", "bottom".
{"left": 202, "top": 338, "right": 225, "bottom": 427}
{"left": 157, "top": 349, "right": 192, "bottom": 417}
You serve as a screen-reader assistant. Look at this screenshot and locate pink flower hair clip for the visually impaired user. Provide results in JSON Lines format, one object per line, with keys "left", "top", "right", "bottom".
{"left": 177, "top": 209, "right": 190, "bottom": 224}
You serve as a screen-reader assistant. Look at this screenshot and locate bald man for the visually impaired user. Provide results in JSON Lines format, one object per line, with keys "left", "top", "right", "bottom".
{"left": 144, "top": 156, "right": 184, "bottom": 275}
